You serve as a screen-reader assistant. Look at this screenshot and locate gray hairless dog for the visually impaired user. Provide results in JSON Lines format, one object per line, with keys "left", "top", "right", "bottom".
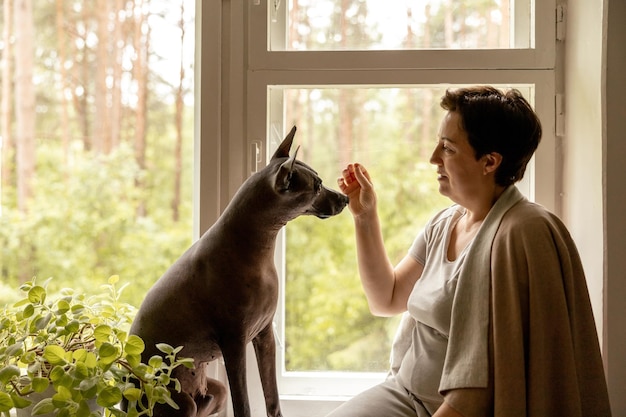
{"left": 128, "top": 126, "right": 349, "bottom": 417}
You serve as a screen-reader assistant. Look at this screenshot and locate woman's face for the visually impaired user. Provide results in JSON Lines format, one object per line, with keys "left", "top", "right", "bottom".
{"left": 429, "top": 111, "right": 492, "bottom": 204}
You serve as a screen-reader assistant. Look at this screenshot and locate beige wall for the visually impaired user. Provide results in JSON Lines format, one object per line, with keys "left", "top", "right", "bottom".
{"left": 563, "top": 0, "right": 626, "bottom": 414}
{"left": 602, "top": 0, "right": 626, "bottom": 413}
{"left": 562, "top": 0, "right": 604, "bottom": 338}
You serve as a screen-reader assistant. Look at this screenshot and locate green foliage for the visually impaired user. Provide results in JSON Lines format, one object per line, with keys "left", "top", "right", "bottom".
{"left": 0, "top": 142, "right": 192, "bottom": 306}
{"left": 0, "top": 275, "right": 194, "bottom": 417}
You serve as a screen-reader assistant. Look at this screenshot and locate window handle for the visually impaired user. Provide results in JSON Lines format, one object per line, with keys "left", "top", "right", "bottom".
{"left": 250, "top": 140, "right": 263, "bottom": 175}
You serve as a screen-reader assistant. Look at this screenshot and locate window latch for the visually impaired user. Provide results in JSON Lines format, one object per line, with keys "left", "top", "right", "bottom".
{"left": 249, "top": 140, "right": 263, "bottom": 175}
{"left": 272, "top": 0, "right": 281, "bottom": 22}
{"left": 556, "top": 4, "right": 566, "bottom": 41}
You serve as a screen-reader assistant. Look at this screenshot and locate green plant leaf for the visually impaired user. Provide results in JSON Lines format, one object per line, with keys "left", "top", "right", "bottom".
{"left": 122, "top": 387, "right": 142, "bottom": 402}
{"left": 172, "top": 378, "right": 181, "bottom": 393}
{"left": 28, "top": 286, "right": 47, "bottom": 304}
{"left": 96, "top": 386, "right": 122, "bottom": 408}
{"left": 23, "top": 303, "right": 35, "bottom": 318}
{"left": 31, "top": 398, "right": 55, "bottom": 415}
{"left": 56, "top": 299, "right": 71, "bottom": 314}
{"left": 111, "top": 408, "right": 130, "bottom": 417}
{"left": 84, "top": 351, "right": 97, "bottom": 368}
{"left": 72, "top": 348, "right": 88, "bottom": 363}
{"left": 5, "top": 342, "right": 24, "bottom": 357}
{"left": 155, "top": 343, "right": 175, "bottom": 355}
{"left": 52, "top": 385, "right": 72, "bottom": 404}
{"left": 44, "top": 345, "right": 67, "bottom": 365}
{"left": 161, "top": 394, "right": 180, "bottom": 410}
{"left": 10, "top": 393, "right": 32, "bottom": 409}
{"left": 154, "top": 386, "right": 179, "bottom": 409}
{"left": 57, "top": 408, "right": 71, "bottom": 417}
{"left": 0, "top": 392, "right": 13, "bottom": 412}
{"left": 74, "top": 361, "right": 89, "bottom": 378}
{"left": 27, "top": 360, "right": 41, "bottom": 375}
{"left": 148, "top": 355, "right": 163, "bottom": 369}
{"left": 34, "top": 313, "right": 53, "bottom": 330}
{"left": 78, "top": 376, "right": 98, "bottom": 392}
{"left": 13, "top": 298, "right": 30, "bottom": 308}
{"left": 49, "top": 365, "right": 66, "bottom": 382}
{"left": 76, "top": 399, "right": 92, "bottom": 417}
{"left": 158, "top": 374, "right": 170, "bottom": 386}
{"left": 31, "top": 376, "right": 50, "bottom": 393}
{"left": 114, "top": 329, "right": 128, "bottom": 344}
{"left": 64, "top": 319, "right": 80, "bottom": 333}
{"left": 0, "top": 365, "right": 21, "bottom": 384}
{"left": 98, "top": 342, "right": 119, "bottom": 365}
{"left": 178, "top": 357, "right": 195, "bottom": 369}
{"left": 124, "top": 335, "right": 145, "bottom": 356}
{"left": 70, "top": 304, "right": 85, "bottom": 314}
{"left": 125, "top": 353, "right": 141, "bottom": 368}
{"left": 94, "top": 325, "right": 112, "bottom": 343}
{"left": 20, "top": 350, "right": 36, "bottom": 365}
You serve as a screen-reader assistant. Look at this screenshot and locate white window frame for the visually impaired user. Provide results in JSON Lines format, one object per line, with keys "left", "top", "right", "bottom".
{"left": 198, "top": 1, "right": 558, "bottom": 415}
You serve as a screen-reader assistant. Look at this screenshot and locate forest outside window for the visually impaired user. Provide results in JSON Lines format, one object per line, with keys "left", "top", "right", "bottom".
{"left": 0, "top": 1, "right": 195, "bottom": 308}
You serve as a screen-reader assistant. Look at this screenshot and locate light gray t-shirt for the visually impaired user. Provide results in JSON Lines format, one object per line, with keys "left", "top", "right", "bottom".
{"left": 394, "top": 205, "right": 469, "bottom": 406}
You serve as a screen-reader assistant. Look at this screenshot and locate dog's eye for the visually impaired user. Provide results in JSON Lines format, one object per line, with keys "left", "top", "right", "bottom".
{"left": 314, "top": 179, "right": 322, "bottom": 193}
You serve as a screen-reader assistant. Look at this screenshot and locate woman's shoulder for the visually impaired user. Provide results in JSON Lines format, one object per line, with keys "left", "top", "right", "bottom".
{"left": 428, "top": 204, "right": 464, "bottom": 228}
{"left": 497, "top": 199, "right": 572, "bottom": 241}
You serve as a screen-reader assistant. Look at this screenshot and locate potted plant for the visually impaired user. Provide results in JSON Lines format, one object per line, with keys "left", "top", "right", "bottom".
{"left": 0, "top": 275, "right": 194, "bottom": 417}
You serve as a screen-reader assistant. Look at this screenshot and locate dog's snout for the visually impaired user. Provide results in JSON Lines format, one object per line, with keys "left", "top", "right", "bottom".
{"left": 308, "top": 186, "right": 350, "bottom": 219}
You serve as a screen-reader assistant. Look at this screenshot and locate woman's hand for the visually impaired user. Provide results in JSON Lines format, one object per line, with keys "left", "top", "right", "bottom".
{"left": 337, "top": 163, "right": 377, "bottom": 218}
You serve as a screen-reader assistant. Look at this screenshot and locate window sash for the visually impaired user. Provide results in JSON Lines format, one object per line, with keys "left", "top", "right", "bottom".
{"left": 198, "top": 0, "right": 558, "bottom": 412}
{"left": 258, "top": 77, "right": 552, "bottom": 399}
{"left": 251, "top": 0, "right": 554, "bottom": 68}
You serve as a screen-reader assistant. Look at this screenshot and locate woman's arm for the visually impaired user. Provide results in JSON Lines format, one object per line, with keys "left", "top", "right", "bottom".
{"left": 338, "top": 163, "right": 423, "bottom": 316}
{"left": 433, "top": 401, "right": 466, "bottom": 417}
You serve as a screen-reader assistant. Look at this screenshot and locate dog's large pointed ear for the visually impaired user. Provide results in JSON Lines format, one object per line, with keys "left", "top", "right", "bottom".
{"left": 275, "top": 146, "right": 300, "bottom": 192}
{"left": 270, "top": 126, "right": 297, "bottom": 160}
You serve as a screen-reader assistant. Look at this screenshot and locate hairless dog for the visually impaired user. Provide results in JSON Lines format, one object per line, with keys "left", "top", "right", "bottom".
{"left": 128, "top": 127, "right": 349, "bottom": 417}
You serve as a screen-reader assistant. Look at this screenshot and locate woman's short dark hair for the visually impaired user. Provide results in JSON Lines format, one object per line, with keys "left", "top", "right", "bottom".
{"left": 440, "top": 86, "right": 542, "bottom": 187}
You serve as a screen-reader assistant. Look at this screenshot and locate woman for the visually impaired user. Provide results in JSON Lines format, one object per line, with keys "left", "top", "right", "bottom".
{"left": 330, "top": 86, "right": 611, "bottom": 417}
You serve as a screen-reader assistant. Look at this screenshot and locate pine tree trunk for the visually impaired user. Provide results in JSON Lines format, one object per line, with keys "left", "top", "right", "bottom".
{"left": 95, "top": 0, "right": 111, "bottom": 154}
{"left": 133, "top": 0, "right": 149, "bottom": 217}
{"left": 110, "top": 0, "right": 124, "bottom": 150}
{"left": 1, "top": 0, "right": 13, "bottom": 193}
{"left": 172, "top": 0, "right": 186, "bottom": 223}
{"left": 13, "top": 0, "right": 36, "bottom": 213}
{"left": 55, "top": 0, "right": 71, "bottom": 167}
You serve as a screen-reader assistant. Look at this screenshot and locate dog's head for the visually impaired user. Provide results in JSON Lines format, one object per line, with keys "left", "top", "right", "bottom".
{"left": 270, "top": 126, "right": 348, "bottom": 219}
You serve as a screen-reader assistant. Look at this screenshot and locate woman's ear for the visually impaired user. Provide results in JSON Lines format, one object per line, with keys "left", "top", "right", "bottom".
{"left": 482, "top": 152, "right": 503, "bottom": 175}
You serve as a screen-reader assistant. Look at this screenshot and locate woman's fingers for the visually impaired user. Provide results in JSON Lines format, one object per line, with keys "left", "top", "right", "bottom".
{"left": 352, "top": 163, "right": 372, "bottom": 189}
{"left": 338, "top": 165, "right": 359, "bottom": 194}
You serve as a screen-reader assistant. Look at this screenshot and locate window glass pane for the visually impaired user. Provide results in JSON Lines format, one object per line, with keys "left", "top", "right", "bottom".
{"left": 274, "top": 0, "right": 532, "bottom": 51}
{"left": 272, "top": 84, "right": 533, "bottom": 374}
{"left": 1, "top": 1, "right": 195, "bottom": 307}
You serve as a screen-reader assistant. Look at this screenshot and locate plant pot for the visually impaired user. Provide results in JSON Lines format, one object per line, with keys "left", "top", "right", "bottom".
{"left": 14, "top": 387, "right": 101, "bottom": 417}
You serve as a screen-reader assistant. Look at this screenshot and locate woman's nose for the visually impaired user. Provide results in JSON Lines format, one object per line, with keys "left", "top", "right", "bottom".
{"left": 429, "top": 145, "right": 441, "bottom": 165}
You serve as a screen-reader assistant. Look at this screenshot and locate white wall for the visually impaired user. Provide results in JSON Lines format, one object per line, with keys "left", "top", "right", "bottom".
{"left": 562, "top": 0, "right": 626, "bottom": 414}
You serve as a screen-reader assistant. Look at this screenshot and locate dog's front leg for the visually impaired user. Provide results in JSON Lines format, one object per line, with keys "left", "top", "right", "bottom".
{"left": 252, "top": 323, "right": 283, "bottom": 417}
{"left": 222, "top": 339, "right": 252, "bottom": 417}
